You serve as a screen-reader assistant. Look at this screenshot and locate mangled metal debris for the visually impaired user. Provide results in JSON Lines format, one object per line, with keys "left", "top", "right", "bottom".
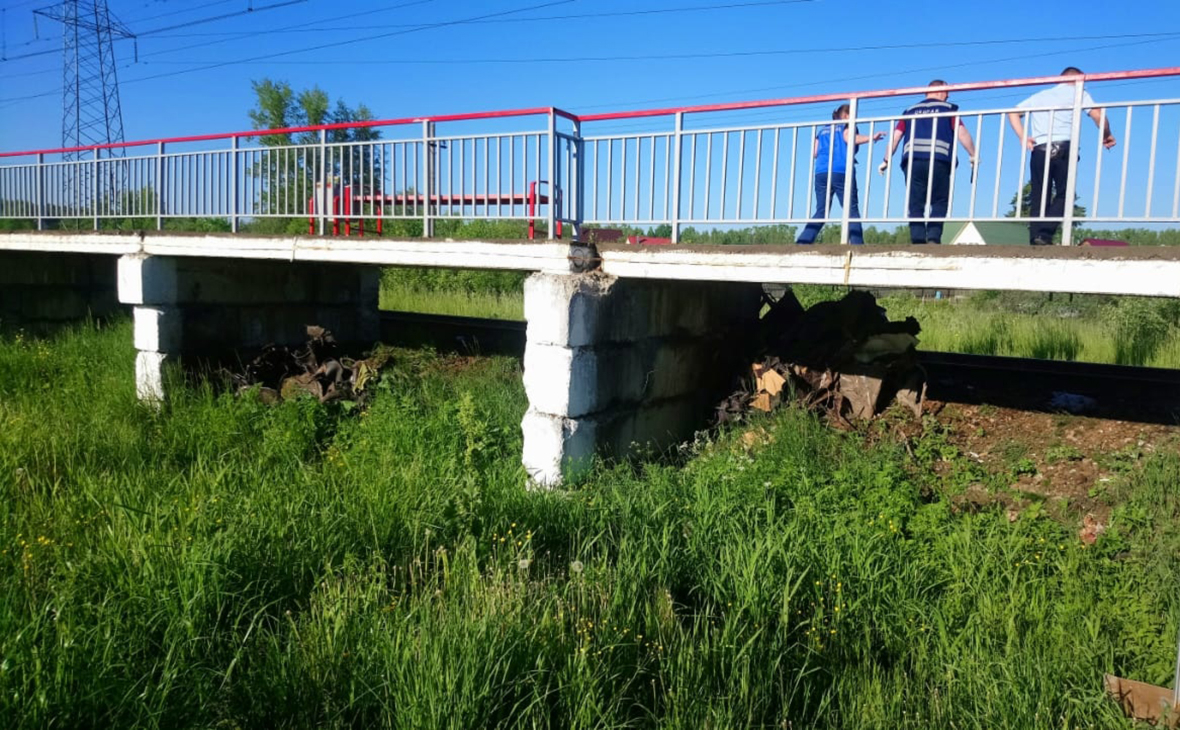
{"left": 229, "top": 325, "right": 390, "bottom": 405}
{"left": 718, "top": 290, "right": 926, "bottom": 425}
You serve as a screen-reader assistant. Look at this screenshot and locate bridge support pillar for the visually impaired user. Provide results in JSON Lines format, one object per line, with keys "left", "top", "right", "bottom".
{"left": 118, "top": 254, "right": 379, "bottom": 401}
{"left": 521, "top": 273, "right": 760, "bottom": 486}
{"left": 0, "top": 252, "right": 119, "bottom": 328}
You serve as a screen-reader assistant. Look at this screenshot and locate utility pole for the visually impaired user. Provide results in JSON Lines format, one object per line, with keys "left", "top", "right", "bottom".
{"left": 35, "top": 1, "right": 135, "bottom": 214}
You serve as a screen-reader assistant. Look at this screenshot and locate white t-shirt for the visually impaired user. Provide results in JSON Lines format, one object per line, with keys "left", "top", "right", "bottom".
{"left": 1017, "top": 83, "right": 1096, "bottom": 145}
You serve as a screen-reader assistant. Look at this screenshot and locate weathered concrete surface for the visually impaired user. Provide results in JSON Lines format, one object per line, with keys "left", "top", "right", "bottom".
{"left": 597, "top": 243, "right": 1180, "bottom": 297}
{"left": 0, "top": 251, "right": 119, "bottom": 325}
{"left": 119, "top": 254, "right": 380, "bottom": 400}
{"left": 522, "top": 272, "right": 760, "bottom": 486}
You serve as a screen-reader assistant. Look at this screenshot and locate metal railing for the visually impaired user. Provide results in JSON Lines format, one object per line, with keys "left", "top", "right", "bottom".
{"left": 2, "top": 67, "right": 1179, "bottom": 245}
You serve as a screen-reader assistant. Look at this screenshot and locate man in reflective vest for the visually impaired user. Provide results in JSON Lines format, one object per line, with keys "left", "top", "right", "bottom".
{"left": 880, "top": 80, "right": 977, "bottom": 244}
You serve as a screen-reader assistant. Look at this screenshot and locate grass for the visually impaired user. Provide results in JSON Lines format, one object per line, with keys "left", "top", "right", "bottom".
{"left": 2, "top": 320, "right": 1180, "bottom": 728}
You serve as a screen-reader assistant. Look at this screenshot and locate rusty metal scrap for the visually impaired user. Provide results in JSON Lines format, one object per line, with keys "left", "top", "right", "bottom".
{"left": 230, "top": 325, "right": 390, "bottom": 405}
{"left": 719, "top": 290, "right": 926, "bottom": 425}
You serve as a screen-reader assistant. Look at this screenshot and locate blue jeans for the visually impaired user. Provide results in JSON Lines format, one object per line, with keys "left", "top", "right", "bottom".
{"left": 796, "top": 172, "right": 864, "bottom": 244}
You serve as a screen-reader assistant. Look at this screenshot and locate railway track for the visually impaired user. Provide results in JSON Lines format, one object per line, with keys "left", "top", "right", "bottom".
{"left": 379, "top": 310, "right": 1180, "bottom": 423}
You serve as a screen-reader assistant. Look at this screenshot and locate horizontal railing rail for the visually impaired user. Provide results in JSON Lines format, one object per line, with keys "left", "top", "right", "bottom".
{"left": 2, "top": 69, "right": 1179, "bottom": 244}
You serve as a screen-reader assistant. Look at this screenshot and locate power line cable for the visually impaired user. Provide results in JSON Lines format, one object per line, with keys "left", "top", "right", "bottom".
{"left": 137, "top": 29, "right": 1180, "bottom": 68}
{"left": 0, "top": 0, "right": 576, "bottom": 105}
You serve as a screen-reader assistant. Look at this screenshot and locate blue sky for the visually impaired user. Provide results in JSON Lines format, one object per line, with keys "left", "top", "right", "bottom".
{"left": 1, "top": 0, "right": 1178, "bottom": 149}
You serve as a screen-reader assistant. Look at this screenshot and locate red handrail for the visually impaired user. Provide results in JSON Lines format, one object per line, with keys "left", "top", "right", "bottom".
{"left": 1, "top": 67, "right": 1177, "bottom": 158}
{"left": 0, "top": 106, "right": 576, "bottom": 159}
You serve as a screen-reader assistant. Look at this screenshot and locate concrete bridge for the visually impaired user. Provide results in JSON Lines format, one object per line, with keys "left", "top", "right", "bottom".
{"left": 3, "top": 67, "right": 1180, "bottom": 484}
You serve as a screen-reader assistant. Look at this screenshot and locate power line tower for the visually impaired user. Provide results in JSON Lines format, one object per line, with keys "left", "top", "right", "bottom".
{"left": 34, "top": 1, "right": 135, "bottom": 215}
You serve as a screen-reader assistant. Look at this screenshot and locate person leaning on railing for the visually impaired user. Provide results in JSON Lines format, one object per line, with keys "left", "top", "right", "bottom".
{"left": 879, "top": 80, "right": 978, "bottom": 245}
{"left": 1006, "top": 66, "right": 1117, "bottom": 246}
{"left": 795, "top": 103, "right": 886, "bottom": 245}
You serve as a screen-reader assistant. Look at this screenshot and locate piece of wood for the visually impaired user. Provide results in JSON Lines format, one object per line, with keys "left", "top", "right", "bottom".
{"left": 1104, "top": 674, "right": 1179, "bottom": 727}
{"left": 749, "top": 392, "right": 774, "bottom": 412}
{"left": 760, "top": 368, "right": 787, "bottom": 397}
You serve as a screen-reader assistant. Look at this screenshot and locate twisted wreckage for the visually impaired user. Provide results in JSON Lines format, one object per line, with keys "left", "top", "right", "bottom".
{"left": 718, "top": 289, "right": 926, "bottom": 425}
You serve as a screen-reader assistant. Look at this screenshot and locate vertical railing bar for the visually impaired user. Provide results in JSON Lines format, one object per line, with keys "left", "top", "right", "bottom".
{"left": 1145, "top": 103, "right": 1160, "bottom": 218}
{"left": 648, "top": 134, "right": 656, "bottom": 222}
{"left": 92, "top": 153, "right": 99, "bottom": 230}
{"left": 863, "top": 120, "right": 875, "bottom": 227}
{"left": 591, "top": 139, "right": 599, "bottom": 221}
{"left": 1015, "top": 111, "right": 1030, "bottom": 222}
{"left": 688, "top": 132, "right": 697, "bottom": 222}
{"left": 704, "top": 133, "right": 713, "bottom": 220}
{"left": 753, "top": 129, "right": 763, "bottom": 220}
{"left": 1118, "top": 107, "right": 1132, "bottom": 218}
{"left": 991, "top": 114, "right": 1006, "bottom": 218}
{"left": 1061, "top": 84, "right": 1086, "bottom": 245}
{"left": 787, "top": 127, "right": 797, "bottom": 219}
{"left": 1091, "top": 108, "right": 1106, "bottom": 220}
{"left": 736, "top": 130, "right": 746, "bottom": 222}
{"left": 719, "top": 132, "right": 729, "bottom": 221}
{"left": 770, "top": 128, "right": 780, "bottom": 220}
{"left": 1038, "top": 110, "right": 1055, "bottom": 219}
{"left": 633, "top": 136, "right": 641, "bottom": 223}
{"left": 664, "top": 133, "right": 673, "bottom": 225}
{"left": 231, "top": 137, "right": 239, "bottom": 232}
{"left": 969, "top": 115, "right": 982, "bottom": 219}
{"left": 547, "top": 111, "right": 557, "bottom": 236}
{"left": 1172, "top": 117, "right": 1180, "bottom": 218}
{"left": 620, "top": 136, "right": 628, "bottom": 221}
{"left": 841, "top": 99, "right": 858, "bottom": 244}
{"left": 607, "top": 139, "right": 614, "bottom": 221}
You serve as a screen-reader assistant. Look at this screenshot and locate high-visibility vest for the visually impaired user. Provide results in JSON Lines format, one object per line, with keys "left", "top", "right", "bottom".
{"left": 901, "top": 99, "right": 958, "bottom": 162}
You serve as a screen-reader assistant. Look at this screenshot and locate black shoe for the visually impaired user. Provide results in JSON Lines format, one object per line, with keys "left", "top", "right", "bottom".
{"left": 1031, "top": 237, "right": 1051, "bottom": 246}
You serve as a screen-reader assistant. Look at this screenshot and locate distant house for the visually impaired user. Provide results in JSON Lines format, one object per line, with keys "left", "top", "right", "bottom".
{"left": 941, "top": 221, "right": 1029, "bottom": 245}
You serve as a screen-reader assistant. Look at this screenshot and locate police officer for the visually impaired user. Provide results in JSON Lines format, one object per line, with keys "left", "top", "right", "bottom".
{"left": 880, "top": 80, "right": 977, "bottom": 244}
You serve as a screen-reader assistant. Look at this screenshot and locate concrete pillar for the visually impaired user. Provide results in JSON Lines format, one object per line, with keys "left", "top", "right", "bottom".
{"left": 521, "top": 273, "right": 761, "bottom": 486}
{"left": 0, "top": 252, "right": 119, "bottom": 328}
{"left": 118, "top": 254, "right": 379, "bottom": 401}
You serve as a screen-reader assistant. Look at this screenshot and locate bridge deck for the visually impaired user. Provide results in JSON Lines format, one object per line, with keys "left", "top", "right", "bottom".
{"left": 1, "top": 231, "right": 1178, "bottom": 297}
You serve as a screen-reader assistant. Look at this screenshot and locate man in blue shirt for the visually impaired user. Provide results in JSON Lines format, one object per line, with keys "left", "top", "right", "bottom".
{"left": 881, "top": 80, "right": 977, "bottom": 244}
{"left": 1007, "top": 67, "right": 1116, "bottom": 245}
{"left": 796, "top": 104, "right": 884, "bottom": 244}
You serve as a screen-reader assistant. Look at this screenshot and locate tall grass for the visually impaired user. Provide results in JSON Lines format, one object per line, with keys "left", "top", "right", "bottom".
{"left": 2, "top": 320, "right": 1178, "bottom": 728}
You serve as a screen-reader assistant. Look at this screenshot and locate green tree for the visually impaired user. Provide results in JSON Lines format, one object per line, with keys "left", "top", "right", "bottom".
{"left": 247, "top": 79, "right": 382, "bottom": 223}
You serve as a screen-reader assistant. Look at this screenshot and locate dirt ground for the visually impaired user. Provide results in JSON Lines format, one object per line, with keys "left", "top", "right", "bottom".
{"left": 916, "top": 401, "right": 1180, "bottom": 540}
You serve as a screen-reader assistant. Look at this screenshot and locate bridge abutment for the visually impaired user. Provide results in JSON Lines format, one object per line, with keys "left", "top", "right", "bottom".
{"left": 521, "top": 272, "right": 760, "bottom": 486}
{"left": 118, "top": 254, "right": 379, "bottom": 400}
{"left": 0, "top": 251, "right": 119, "bottom": 328}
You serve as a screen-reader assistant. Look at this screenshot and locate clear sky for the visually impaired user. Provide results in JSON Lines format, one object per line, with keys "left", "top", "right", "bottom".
{"left": 1, "top": 0, "right": 1179, "bottom": 150}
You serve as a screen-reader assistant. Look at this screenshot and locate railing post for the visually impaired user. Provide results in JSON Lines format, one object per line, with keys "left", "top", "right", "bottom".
{"left": 35, "top": 153, "right": 45, "bottom": 231}
{"left": 92, "top": 151, "right": 99, "bottom": 231}
{"left": 230, "top": 135, "right": 239, "bottom": 233}
{"left": 547, "top": 110, "right": 557, "bottom": 241}
{"left": 572, "top": 117, "right": 583, "bottom": 241}
{"left": 318, "top": 129, "right": 327, "bottom": 236}
{"left": 155, "top": 142, "right": 164, "bottom": 231}
{"left": 422, "top": 119, "right": 435, "bottom": 239}
{"left": 840, "top": 97, "right": 857, "bottom": 245}
{"left": 671, "top": 111, "right": 683, "bottom": 244}
{"left": 1060, "top": 78, "right": 1086, "bottom": 246}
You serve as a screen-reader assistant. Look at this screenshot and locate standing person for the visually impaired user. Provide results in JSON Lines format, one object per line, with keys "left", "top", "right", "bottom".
{"left": 880, "top": 80, "right": 977, "bottom": 244}
{"left": 796, "top": 104, "right": 885, "bottom": 245}
{"left": 1007, "top": 67, "right": 1116, "bottom": 245}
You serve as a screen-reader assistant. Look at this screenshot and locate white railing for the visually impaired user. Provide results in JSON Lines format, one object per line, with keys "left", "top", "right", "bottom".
{"left": 2, "top": 68, "right": 1179, "bottom": 245}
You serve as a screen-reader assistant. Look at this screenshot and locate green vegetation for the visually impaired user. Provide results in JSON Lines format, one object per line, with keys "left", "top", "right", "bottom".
{"left": 2, "top": 320, "right": 1179, "bottom": 728}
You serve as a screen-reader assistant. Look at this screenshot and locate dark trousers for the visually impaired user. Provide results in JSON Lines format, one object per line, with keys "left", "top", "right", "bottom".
{"left": 1028, "top": 142, "right": 1071, "bottom": 243}
{"left": 904, "top": 158, "right": 951, "bottom": 243}
{"left": 796, "top": 172, "right": 864, "bottom": 244}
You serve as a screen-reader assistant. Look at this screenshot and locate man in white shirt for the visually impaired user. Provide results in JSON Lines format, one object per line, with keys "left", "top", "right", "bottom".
{"left": 1007, "top": 67, "right": 1116, "bottom": 245}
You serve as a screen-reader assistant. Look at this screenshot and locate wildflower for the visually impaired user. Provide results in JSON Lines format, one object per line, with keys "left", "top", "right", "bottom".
{"left": 518, "top": 559, "right": 531, "bottom": 571}
{"left": 570, "top": 560, "right": 584, "bottom": 574}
